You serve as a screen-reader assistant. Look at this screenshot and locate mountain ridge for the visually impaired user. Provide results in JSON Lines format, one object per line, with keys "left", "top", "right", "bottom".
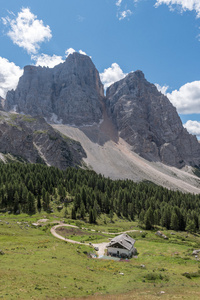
{"left": 3, "top": 52, "right": 200, "bottom": 182}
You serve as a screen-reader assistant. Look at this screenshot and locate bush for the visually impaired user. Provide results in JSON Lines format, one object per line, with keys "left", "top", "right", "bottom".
{"left": 145, "top": 272, "right": 169, "bottom": 282}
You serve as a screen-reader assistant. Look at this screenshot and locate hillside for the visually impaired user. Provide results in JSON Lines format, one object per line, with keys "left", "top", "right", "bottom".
{"left": 54, "top": 124, "right": 200, "bottom": 194}
{"left": 0, "top": 110, "right": 86, "bottom": 168}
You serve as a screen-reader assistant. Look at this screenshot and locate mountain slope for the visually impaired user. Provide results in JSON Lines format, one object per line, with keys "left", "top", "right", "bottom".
{"left": 54, "top": 123, "right": 200, "bottom": 194}
{"left": 0, "top": 111, "right": 86, "bottom": 168}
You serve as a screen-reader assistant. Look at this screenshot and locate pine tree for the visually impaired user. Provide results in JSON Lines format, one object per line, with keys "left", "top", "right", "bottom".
{"left": 80, "top": 201, "right": 86, "bottom": 219}
{"left": 89, "top": 208, "right": 93, "bottom": 224}
{"left": 13, "top": 191, "right": 20, "bottom": 214}
{"left": 71, "top": 207, "right": 76, "bottom": 220}
{"left": 27, "top": 192, "right": 36, "bottom": 215}
{"left": 37, "top": 196, "right": 42, "bottom": 212}
{"left": 170, "top": 211, "right": 179, "bottom": 231}
{"left": 144, "top": 207, "right": 154, "bottom": 230}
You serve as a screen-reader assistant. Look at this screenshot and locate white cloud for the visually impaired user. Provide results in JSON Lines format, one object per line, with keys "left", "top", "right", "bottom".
{"left": 118, "top": 9, "right": 133, "bottom": 20}
{"left": 100, "top": 63, "right": 127, "bottom": 90}
{"left": 79, "top": 50, "right": 87, "bottom": 55}
{"left": 155, "top": 0, "right": 200, "bottom": 18}
{"left": 155, "top": 83, "right": 169, "bottom": 95}
{"left": 0, "top": 57, "right": 23, "bottom": 98}
{"left": 184, "top": 120, "right": 200, "bottom": 136}
{"left": 32, "top": 49, "right": 89, "bottom": 67}
{"left": 167, "top": 81, "right": 200, "bottom": 114}
{"left": 65, "top": 48, "right": 76, "bottom": 57}
{"left": 2, "top": 8, "right": 52, "bottom": 54}
{"left": 116, "top": 0, "right": 123, "bottom": 6}
{"left": 31, "top": 54, "right": 64, "bottom": 68}
{"left": 65, "top": 48, "right": 89, "bottom": 57}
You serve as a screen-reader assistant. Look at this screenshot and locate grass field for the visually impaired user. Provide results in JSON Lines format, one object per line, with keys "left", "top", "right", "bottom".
{"left": 0, "top": 212, "right": 200, "bottom": 299}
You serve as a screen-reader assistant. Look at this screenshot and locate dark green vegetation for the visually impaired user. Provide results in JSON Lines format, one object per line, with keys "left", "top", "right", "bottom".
{"left": 0, "top": 163, "right": 200, "bottom": 233}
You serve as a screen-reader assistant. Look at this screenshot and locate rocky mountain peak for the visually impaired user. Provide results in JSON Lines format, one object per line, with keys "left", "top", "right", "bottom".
{"left": 4, "top": 55, "right": 200, "bottom": 169}
{"left": 106, "top": 70, "right": 200, "bottom": 168}
{"left": 5, "top": 52, "right": 104, "bottom": 126}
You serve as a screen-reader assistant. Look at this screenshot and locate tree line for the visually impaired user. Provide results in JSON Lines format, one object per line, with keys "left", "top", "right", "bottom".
{"left": 0, "top": 163, "right": 200, "bottom": 232}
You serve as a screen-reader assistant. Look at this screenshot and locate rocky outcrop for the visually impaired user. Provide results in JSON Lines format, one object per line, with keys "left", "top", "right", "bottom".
{"left": 0, "top": 111, "right": 86, "bottom": 169}
{"left": 0, "top": 97, "right": 5, "bottom": 111}
{"left": 5, "top": 53, "right": 104, "bottom": 126}
{"left": 106, "top": 71, "right": 200, "bottom": 168}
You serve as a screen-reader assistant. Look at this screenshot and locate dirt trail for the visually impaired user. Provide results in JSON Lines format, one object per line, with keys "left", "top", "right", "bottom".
{"left": 53, "top": 124, "right": 200, "bottom": 194}
{"left": 50, "top": 223, "right": 138, "bottom": 257}
{"left": 51, "top": 224, "right": 89, "bottom": 245}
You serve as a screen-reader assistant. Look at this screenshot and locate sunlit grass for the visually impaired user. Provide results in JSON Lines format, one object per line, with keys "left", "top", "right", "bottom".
{"left": 0, "top": 212, "right": 200, "bottom": 299}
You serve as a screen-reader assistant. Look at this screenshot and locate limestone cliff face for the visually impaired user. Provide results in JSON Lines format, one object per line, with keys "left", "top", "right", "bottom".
{"left": 0, "top": 97, "right": 5, "bottom": 111}
{"left": 4, "top": 53, "right": 200, "bottom": 169}
{"left": 5, "top": 53, "right": 104, "bottom": 126}
{"left": 106, "top": 71, "right": 200, "bottom": 168}
{"left": 0, "top": 111, "right": 86, "bottom": 169}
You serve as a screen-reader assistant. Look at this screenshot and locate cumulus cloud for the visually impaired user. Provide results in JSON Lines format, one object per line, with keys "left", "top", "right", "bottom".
{"left": 167, "top": 81, "right": 200, "bottom": 114}
{"left": 118, "top": 9, "right": 133, "bottom": 20}
{"left": 0, "top": 57, "right": 23, "bottom": 98}
{"left": 31, "top": 54, "right": 64, "bottom": 68}
{"left": 65, "top": 48, "right": 89, "bottom": 57}
{"left": 155, "top": 83, "right": 169, "bottom": 95}
{"left": 79, "top": 50, "right": 87, "bottom": 55}
{"left": 31, "top": 49, "right": 89, "bottom": 68}
{"left": 65, "top": 48, "right": 76, "bottom": 57}
{"left": 100, "top": 63, "right": 127, "bottom": 90}
{"left": 184, "top": 120, "right": 200, "bottom": 136}
{"left": 2, "top": 8, "right": 52, "bottom": 54}
{"left": 155, "top": 0, "right": 200, "bottom": 18}
{"left": 116, "top": 0, "right": 123, "bottom": 6}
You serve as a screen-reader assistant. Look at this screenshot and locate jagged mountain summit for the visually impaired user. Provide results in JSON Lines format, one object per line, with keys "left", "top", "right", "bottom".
{"left": 4, "top": 52, "right": 200, "bottom": 171}
{"left": 0, "top": 111, "right": 86, "bottom": 169}
{"left": 5, "top": 53, "right": 104, "bottom": 126}
{"left": 106, "top": 71, "right": 200, "bottom": 168}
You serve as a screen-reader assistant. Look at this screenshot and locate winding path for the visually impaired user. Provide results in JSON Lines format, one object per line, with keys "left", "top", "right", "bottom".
{"left": 50, "top": 223, "right": 138, "bottom": 257}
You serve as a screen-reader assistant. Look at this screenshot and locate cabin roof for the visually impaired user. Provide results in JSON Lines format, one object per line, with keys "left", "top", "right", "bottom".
{"left": 108, "top": 233, "right": 135, "bottom": 251}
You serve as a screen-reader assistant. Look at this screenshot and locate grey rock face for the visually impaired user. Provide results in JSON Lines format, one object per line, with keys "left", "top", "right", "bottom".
{"left": 0, "top": 111, "right": 86, "bottom": 169}
{"left": 5, "top": 53, "right": 104, "bottom": 126}
{"left": 106, "top": 71, "right": 200, "bottom": 168}
{"left": 0, "top": 97, "right": 5, "bottom": 111}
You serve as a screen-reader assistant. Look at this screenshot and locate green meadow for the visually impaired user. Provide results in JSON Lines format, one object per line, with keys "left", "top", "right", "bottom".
{"left": 0, "top": 212, "right": 200, "bottom": 299}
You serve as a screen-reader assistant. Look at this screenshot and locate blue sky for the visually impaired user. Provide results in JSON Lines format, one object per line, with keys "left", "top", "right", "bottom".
{"left": 0, "top": 0, "right": 200, "bottom": 137}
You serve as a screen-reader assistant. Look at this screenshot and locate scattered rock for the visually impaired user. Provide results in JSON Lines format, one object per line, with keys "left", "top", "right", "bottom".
{"left": 155, "top": 231, "right": 168, "bottom": 239}
{"left": 192, "top": 249, "right": 200, "bottom": 255}
{"left": 32, "top": 223, "right": 41, "bottom": 227}
{"left": 57, "top": 206, "right": 63, "bottom": 211}
{"left": 0, "top": 250, "right": 5, "bottom": 255}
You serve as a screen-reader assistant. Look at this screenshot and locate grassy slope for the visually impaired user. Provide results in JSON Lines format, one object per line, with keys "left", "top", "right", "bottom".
{"left": 0, "top": 213, "right": 200, "bottom": 300}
